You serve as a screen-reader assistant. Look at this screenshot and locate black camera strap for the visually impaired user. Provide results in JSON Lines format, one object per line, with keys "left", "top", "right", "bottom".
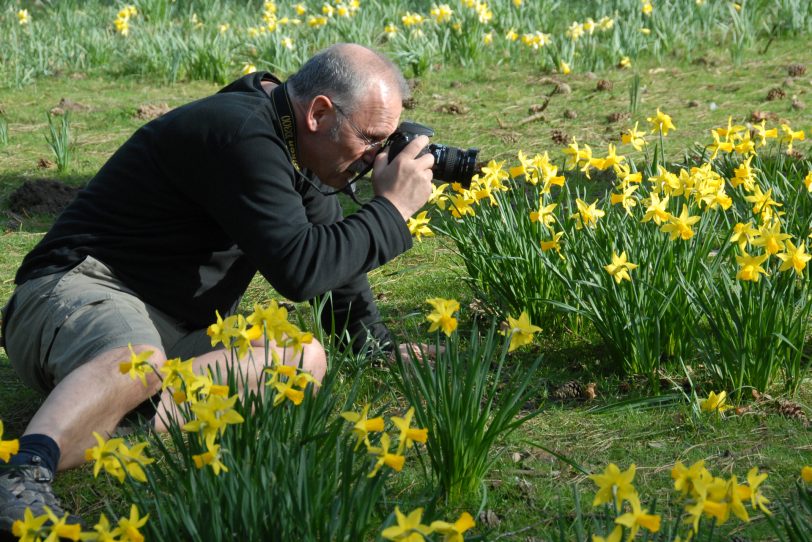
{"left": 268, "top": 82, "right": 371, "bottom": 203}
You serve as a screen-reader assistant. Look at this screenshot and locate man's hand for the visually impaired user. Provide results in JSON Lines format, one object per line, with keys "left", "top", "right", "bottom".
{"left": 372, "top": 135, "right": 435, "bottom": 221}
{"left": 390, "top": 342, "right": 443, "bottom": 368}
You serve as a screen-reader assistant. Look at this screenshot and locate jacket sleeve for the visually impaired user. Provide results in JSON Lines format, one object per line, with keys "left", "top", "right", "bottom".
{"left": 175, "top": 124, "right": 413, "bottom": 304}
{"left": 300, "top": 180, "right": 395, "bottom": 355}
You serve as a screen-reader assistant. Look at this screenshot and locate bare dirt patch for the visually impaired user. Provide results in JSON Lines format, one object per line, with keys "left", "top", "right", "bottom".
{"left": 7, "top": 179, "right": 83, "bottom": 216}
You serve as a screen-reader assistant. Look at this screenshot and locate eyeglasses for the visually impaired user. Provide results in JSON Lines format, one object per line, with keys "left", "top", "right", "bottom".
{"left": 332, "top": 101, "right": 387, "bottom": 153}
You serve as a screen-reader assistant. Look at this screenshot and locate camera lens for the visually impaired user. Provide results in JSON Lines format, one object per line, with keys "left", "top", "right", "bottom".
{"left": 429, "top": 144, "right": 479, "bottom": 187}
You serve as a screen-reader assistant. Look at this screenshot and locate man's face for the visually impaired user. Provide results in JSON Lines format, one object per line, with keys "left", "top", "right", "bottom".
{"left": 313, "top": 82, "right": 402, "bottom": 189}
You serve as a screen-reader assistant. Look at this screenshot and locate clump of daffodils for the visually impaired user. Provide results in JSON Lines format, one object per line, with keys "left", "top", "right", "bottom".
{"left": 424, "top": 298, "right": 542, "bottom": 352}
{"left": 340, "top": 404, "right": 428, "bottom": 477}
{"left": 381, "top": 506, "right": 475, "bottom": 541}
{"left": 13, "top": 505, "right": 148, "bottom": 542}
{"left": 110, "top": 302, "right": 318, "bottom": 477}
{"left": 113, "top": 4, "right": 138, "bottom": 36}
{"left": 589, "top": 459, "right": 771, "bottom": 540}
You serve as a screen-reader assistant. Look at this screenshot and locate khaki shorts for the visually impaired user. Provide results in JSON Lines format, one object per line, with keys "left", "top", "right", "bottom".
{"left": 1, "top": 255, "right": 216, "bottom": 395}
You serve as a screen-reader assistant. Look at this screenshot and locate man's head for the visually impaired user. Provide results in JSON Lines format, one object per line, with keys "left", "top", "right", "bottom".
{"left": 287, "top": 43, "right": 409, "bottom": 188}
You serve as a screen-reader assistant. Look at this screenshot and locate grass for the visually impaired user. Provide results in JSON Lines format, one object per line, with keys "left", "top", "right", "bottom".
{"left": 1, "top": 34, "right": 811, "bottom": 539}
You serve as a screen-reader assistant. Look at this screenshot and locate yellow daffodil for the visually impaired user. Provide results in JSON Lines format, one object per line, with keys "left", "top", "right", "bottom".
{"left": 589, "top": 463, "right": 637, "bottom": 506}
{"left": 119, "top": 343, "right": 155, "bottom": 387}
{"left": 425, "top": 298, "right": 460, "bottom": 336}
{"left": 572, "top": 198, "right": 605, "bottom": 229}
{"left": 730, "top": 222, "right": 758, "bottom": 251}
{"left": 530, "top": 202, "right": 557, "bottom": 230}
{"left": 751, "top": 220, "right": 791, "bottom": 255}
{"left": 746, "top": 467, "right": 771, "bottom": 514}
{"left": 560, "top": 60, "right": 571, "bottom": 74}
{"left": 390, "top": 407, "right": 428, "bottom": 454}
{"left": 647, "top": 108, "right": 676, "bottom": 136}
{"left": 736, "top": 250, "right": 770, "bottom": 282}
{"left": 183, "top": 394, "right": 245, "bottom": 448}
{"left": 271, "top": 376, "right": 305, "bottom": 406}
{"left": 447, "top": 190, "right": 477, "bottom": 218}
{"left": 0, "top": 420, "right": 19, "bottom": 462}
{"left": 540, "top": 231, "right": 564, "bottom": 254}
{"left": 731, "top": 156, "right": 756, "bottom": 190}
{"left": 367, "top": 433, "right": 406, "bottom": 477}
{"left": 804, "top": 172, "right": 812, "bottom": 192}
{"left": 117, "top": 505, "right": 149, "bottom": 542}
{"left": 672, "top": 459, "right": 711, "bottom": 497}
{"left": 501, "top": 311, "right": 541, "bottom": 352}
{"left": 700, "top": 391, "right": 733, "bottom": 413}
{"left": 592, "top": 525, "right": 623, "bottom": 542}
{"left": 341, "top": 404, "right": 385, "bottom": 450}
{"left": 604, "top": 251, "right": 638, "bottom": 284}
{"left": 17, "top": 9, "right": 31, "bottom": 25}
{"left": 430, "top": 4, "right": 454, "bottom": 23}
{"left": 610, "top": 184, "right": 639, "bottom": 216}
{"left": 566, "top": 21, "right": 584, "bottom": 41}
{"left": 381, "top": 506, "right": 433, "bottom": 541}
{"left": 407, "top": 211, "right": 434, "bottom": 241}
{"left": 660, "top": 204, "right": 700, "bottom": 241}
{"left": 429, "top": 511, "right": 475, "bottom": 542}
{"left": 641, "top": 192, "right": 670, "bottom": 225}
{"left": 777, "top": 239, "right": 811, "bottom": 275}
{"left": 192, "top": 443, "right": 229, "bottom": 475}
{"left": 780, "top": 123, "right": 805, "bottom": 154}
{"left": 88, "top": 514, "right": 120, "bottom": 541}
{"left": 84, "top": 432, "right": 153, "bottom": 483}
{"left": 615, "top": 492, "right": 661, "bottom": 538}
{"left": 11, "top": 508, "right": 49, "bottom": 541}
{"left": 621, "top": 122, "right": 646, "bottom": 151}
{"left": 744, "top": 185, "right": 782, "bottom": 218}
{"left": 801, "top": 466, "right": 812, "bottom": 483}
{"left": 158, "top": 356, "right": 196, "bottom": 391}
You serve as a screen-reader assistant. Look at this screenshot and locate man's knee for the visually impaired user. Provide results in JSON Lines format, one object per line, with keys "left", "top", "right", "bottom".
{"left": 301, "top": 339, "right": 327, "bottom": 382}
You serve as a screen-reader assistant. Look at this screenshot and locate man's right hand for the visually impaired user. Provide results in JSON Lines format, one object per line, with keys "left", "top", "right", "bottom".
{"left": 372, "top": 135, "right": 435, "bottom": 221}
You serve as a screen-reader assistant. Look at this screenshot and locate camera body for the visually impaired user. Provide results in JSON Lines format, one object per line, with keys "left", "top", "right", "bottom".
{"left": 386, "top": 121, "right": 479, "bottom": 188}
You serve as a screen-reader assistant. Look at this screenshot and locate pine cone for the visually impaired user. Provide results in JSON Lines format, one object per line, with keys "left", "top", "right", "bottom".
{"left": 767, "top": 87, "right": 786, "bottom": 101}
{"left": 607, "top": 111, "right": 628, "bottom": 123}
{"left": 596, "top": 79, "right": 613, "bottom": 91}
{"left": 550, "top": 129, "right": 571, "bottom": 146}
{"left": 792, "top": 96, "right": 805, "bottom": 110}
{"left": 750, "top": 110, "right": 770, "bottom": 123}
{"left": 564, "top": 109, "right": 578, "bottom": 119}
{"left": 777, "top": 400, "right": 809, "bottom": 424}
{"left": 550, "top": 380, "right": 584, "bottom": 400}
{"left": 788, "top": 63, "right": 807, "bottom": 77}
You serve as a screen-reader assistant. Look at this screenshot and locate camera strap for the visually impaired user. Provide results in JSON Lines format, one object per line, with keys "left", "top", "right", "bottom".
{"left": 269, "top": 82, "right": 370, "bottom": 203}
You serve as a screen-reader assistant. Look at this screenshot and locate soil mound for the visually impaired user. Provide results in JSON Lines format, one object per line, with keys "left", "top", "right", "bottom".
{"left": 7, "top": 179, "right": 83, "bottom": 216}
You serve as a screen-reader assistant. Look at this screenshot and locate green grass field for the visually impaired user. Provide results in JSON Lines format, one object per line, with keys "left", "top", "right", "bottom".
{"left": 2, "top": 3, "right": 812, "bottom": 539}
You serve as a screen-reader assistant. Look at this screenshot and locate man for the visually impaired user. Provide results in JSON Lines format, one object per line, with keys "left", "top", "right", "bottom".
{"left": 0, "top": 43, "right": 434, "bottom": 530}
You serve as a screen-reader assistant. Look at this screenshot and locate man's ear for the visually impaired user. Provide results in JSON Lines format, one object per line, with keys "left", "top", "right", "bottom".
{"left": 305, "top": 95, "right": 333, "bottom": 133}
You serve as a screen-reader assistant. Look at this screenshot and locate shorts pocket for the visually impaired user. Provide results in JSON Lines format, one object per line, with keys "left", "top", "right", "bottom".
{"left": 40, "top": 291, "right": 115, "bottom": 367}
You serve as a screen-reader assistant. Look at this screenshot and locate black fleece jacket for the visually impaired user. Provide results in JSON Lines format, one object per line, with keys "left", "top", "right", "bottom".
{"left": 15, "top": 72, "right": 412, "bottom": 351}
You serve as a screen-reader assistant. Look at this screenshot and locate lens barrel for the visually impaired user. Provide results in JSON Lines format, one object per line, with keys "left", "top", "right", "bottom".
{"left": 429, "top": 144, "right": 479, "bottom": 187}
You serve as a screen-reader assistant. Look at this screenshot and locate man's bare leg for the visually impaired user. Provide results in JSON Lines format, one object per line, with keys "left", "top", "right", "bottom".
{"left": 152, "top": 340, "right": 327, "bottom": 432}
{"left": 22, "top": 344, "right": 167, "bottom": 471}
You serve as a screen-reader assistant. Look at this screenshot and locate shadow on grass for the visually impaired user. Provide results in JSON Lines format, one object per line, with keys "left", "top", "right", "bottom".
{"left": 0, "top": 354, "right": 43, "bottom": 438}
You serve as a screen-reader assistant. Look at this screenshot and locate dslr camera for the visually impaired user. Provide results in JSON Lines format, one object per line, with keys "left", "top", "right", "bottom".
{"left": 385, "top": 121, "right": 479, "bottom": 188}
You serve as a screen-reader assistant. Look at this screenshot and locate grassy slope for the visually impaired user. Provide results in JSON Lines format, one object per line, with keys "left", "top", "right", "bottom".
{"left": 1, "top": 39, "right": 811, "bottom": 538}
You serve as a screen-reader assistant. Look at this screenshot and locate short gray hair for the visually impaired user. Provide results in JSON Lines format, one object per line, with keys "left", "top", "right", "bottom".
{"left": 287, "top": 43, "right": 409, "bottom": 116}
